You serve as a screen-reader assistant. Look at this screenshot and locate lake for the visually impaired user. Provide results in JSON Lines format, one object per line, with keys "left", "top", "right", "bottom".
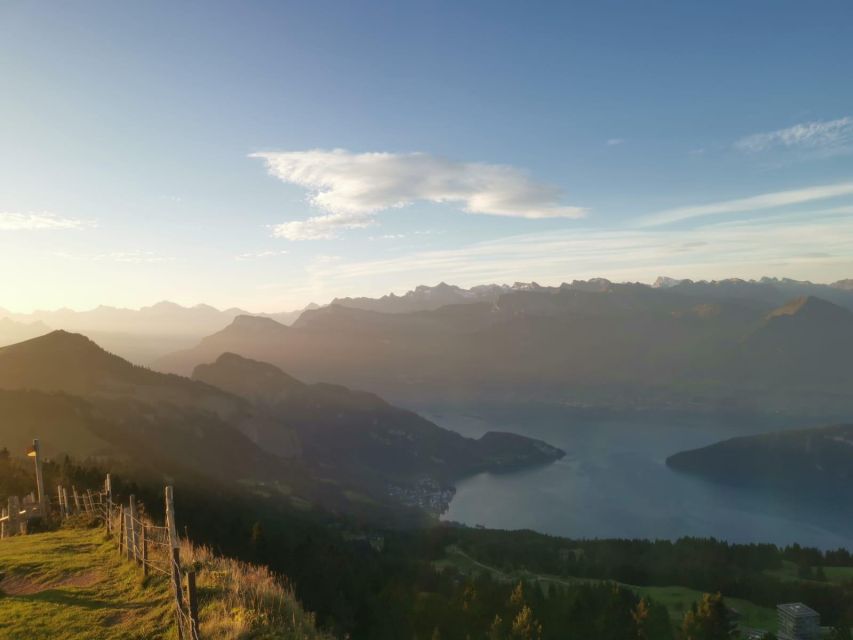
{"left": 428, "top": 408, "right": 853, "bottom": 550}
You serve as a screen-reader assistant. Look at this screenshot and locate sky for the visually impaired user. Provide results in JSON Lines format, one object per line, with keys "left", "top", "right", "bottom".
{"left": 1, "top": 0, "right": 852, "bottom": 312}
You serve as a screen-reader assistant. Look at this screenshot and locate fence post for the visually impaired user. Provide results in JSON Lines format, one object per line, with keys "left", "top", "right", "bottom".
{"left": 129, "top": 495, "right": 139, "bottom": 564}
{"left": 118, "top": 505, "right": 125, "bottom": 555}
{"left": 57, "top": 485, "right": 65, "bottom": 519}
{"left": 61, "top": 487, "right": 70, "bottom": 517}
{"left": 8, "top": 497, "right": 19, "bottom": 536}
{"left": 72, "top": 486, "right": 81, "bottom": 513}
{"left": 165, "top": 486, "right": 186, "bottom": 640}
{"left": 1, "top": 508, "right": 6, "bottom": 539}
{"left": 141, "top": 524, "right": 148, "bottom": 577}
{"left": 125, "top": 511, "right": 133, "bottom": 561}
{"left": 105, "top": 474, "right": 113, "bottom": 534}
{"left": 30, "top": 439, "right": 49, "bottom": 517}
{"left": 86, "top": 490, "right": 95, "bottom": 519}
{"left": 186, "top": 570, "right": 200, "bottom": 639}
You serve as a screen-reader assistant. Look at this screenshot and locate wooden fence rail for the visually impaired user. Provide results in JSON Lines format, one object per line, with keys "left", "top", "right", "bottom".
{"left": 1, "top": 466, "right": 201, "bottom": 639}
{"left": 97, "top": 480, "right": 201, "bottom": 640}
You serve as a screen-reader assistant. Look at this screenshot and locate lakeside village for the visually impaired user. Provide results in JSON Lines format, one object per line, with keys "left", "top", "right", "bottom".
{"left": 388, "top": 477, "right": 456, "bottom": 515}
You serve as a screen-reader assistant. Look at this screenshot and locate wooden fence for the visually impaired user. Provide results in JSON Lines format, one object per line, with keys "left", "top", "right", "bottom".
{"left": 98, "top": 477, "right": 201, "bottom": 640}
{"left": 0, "top": 438, "right": 50, "bottom": 536}
{"left": 2, "top": 461, "right": 201, "bottom": 639}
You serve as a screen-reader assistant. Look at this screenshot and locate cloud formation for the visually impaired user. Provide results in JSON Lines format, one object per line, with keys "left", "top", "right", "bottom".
{"left": 300, "top": 207, "right": 853, "bottom": 298}
{"left": 735, "top": 117, "right": 853, "bottom": 153}
{"left": 235, "top": 249, "right": 289, "bottom": 261}
{"left": 640, "top": 181, "right": 853, "bottom": 226}
{"left": 52, "top": 250, "right": 173, "bottom": 263}
{"left": 252, "top": 149, "right": 585, "bottom": 239}
{"left": 271, "top": 211, "right": 375, "bottom": 241}
{"left": 0, "top": 211, "right": 90, "bottom": 231}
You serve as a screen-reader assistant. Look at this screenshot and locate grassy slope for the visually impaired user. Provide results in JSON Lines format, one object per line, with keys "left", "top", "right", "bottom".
{"left": 437, "top": 545, "right": 778, "bottom": 632}
{"left": 0, "top": 526, "right": 174, "bottom": 640}
{"left": 765, "top": 559, "right": 853, "bottom": 585}
{"left": 0, "top": 521, "right": 332, "bottom": 640}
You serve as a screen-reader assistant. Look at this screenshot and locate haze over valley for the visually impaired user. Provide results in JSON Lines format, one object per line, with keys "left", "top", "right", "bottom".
{"left": 3, "top": 275, "right": 853, "bottom": 548}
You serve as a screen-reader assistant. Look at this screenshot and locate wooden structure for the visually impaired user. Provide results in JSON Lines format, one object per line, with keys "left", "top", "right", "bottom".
{"left": 0, "top": 445, "right": 201, "bottom": 638}
{"left": 0, "top": 439, "right": 50, "bottom": 537}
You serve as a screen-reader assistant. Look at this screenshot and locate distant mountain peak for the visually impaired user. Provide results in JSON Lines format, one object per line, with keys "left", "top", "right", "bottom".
{"left": 329, "top": 282, "right": 508, "bottom": 314}
{"left": 510, "top": 281, "right": 542, "bottom": 291}
{"left": 230, "top": 315, "right": 288, "bottom": 330}
{"left": 147, "top": 300, "right": 185, "bottom": 311}
{"left": 415, "top": 281, "right": 458, "bottom": 293}
{"left": 653, "top": 276, "right": 684, "bottom": 288}
{"left": 194, "top": 352, "right": 305, "bottom": 400}
{"left": 19, "top": 329, "right": 101, "bottom": 351}
{"left": 832, "top": 279, "right": 853, "bottom": 291}
{"left": 0, "top": 329, "right": 138, "bottom": 394}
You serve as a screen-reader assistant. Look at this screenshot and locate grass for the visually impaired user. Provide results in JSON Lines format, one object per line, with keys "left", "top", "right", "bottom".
{"left": 765, "top": 560, "right": 853, "bottom": 586}
{"left": 823, "top": 566, "right": 853, "bottom": 584}
{"left": 0, "top": 516, "right": 331, "bottom": 640}
{"left": 0, "top": 520, "right": 174, "bottom": 640}
{"left": 438, "top": 545, "right": 778, "bottom": 632}
{"left": 179, "top": 537, "right": 332, "bottom": 640}
{"left": 633, "top": 585, "right": 777, "bottom": 631}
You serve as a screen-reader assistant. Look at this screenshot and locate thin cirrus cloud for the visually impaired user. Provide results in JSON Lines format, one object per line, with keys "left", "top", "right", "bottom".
{"left": 51, "top": 250, "right": 173, "bottom": 263}
{"left": 639, "top": 180, "right": 853, "bottom": 227}
{"left": 734, "top": 116, "right": 853, "bottom": 153}
{"left": 271, "top": 211, "right": 375, "bottom": 241}
{"left": 0, "top": 211, "right": 91, "bottom": 231}
{"left": 235, "top": 249, "right": 289, "bottom": 261}
{"left": 251, "top": 149, "right": 586, "bottom": 240}
{"left": 301, "top": 208, "right": 853, "bottom": 296}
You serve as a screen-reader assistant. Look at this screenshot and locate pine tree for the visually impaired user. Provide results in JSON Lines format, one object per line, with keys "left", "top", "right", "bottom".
{"left": 510, "top": 605, "right": 543, "bottom": 640}
{"left": 489, "top": 614, "right": 506, "bottom": 640}
{"left": 633, "top": 598, "right": 651, "bottom": 640}
{"left": 681, "top": 593, "right": 737, "bottom": 640}
{"left": 509, "top": 582, "right": 525, "bottom": 608}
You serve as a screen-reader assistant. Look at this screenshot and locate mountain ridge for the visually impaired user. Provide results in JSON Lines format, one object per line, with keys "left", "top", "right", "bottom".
{"left": 154, "top": 284, "right": 853, "bottom": 415}
{"left": 0, "top": 331, "right": 564, "bottom": 519}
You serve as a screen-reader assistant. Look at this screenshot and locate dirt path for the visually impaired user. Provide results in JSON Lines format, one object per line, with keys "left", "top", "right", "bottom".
{"left": 0, "top": 526, "right": 173, "bottom": 639}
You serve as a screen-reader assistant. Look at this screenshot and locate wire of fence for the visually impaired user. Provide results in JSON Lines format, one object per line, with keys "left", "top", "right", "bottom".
{"left": 4, "top": 471, "right": 201, "bottom": 640}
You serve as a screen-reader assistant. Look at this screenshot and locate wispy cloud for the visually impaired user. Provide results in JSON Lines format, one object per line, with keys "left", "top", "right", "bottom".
{"left": 368, "top": 229, "right": 439, "bottom": 241}
{"left": 639, "top": 181, "right": 853, "bottom": 226}
{"left": 52, "top": 250, "right": 173, "bottom": 263}
{"left": 301, "top": 208, "right": 853, "bottom": 296}
{"left": 735, "top": 117, "right": 853, "bottom": 153}
{"left": 606, "top": 138, "right": 625, "bottom": 146}
{"left": 0, "top": 211, "right": 92, "bottom": 231}
{"left": 252, "top": 149, "right": 586, "bottom": 240}
{"left": 270, "top": 211, "right": 375, "bottom": 241}
{"left": 235, "top": 249, "right": 289, "bottom": 261}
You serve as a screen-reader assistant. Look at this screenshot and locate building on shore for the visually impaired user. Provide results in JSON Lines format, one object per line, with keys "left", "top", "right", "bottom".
{"left": 777, "top": 602, "right": 820, "bottom": 640}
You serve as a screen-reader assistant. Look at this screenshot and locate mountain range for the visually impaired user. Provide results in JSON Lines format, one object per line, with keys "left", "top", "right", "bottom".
{"left": 0, "top": 316, "right": 50, "bottom": 347}
{"left": 330, "top": 281, "right": 539, "bottom": 313}
{"left": 0, "top": 330, "right": 562, "bottom": 521}
{"left": 6, "top": 277, "right": 853, "bottom": 371}
{"left": 154, "top": 278, "right": 853, "bottom": 416}
{"left": 0, "top": 301, "right": 310, "bottom": 363}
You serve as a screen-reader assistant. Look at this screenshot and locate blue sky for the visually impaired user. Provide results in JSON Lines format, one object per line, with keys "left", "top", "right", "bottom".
{"left": 1, "top": 1, "right": 852, "bottom": 311}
